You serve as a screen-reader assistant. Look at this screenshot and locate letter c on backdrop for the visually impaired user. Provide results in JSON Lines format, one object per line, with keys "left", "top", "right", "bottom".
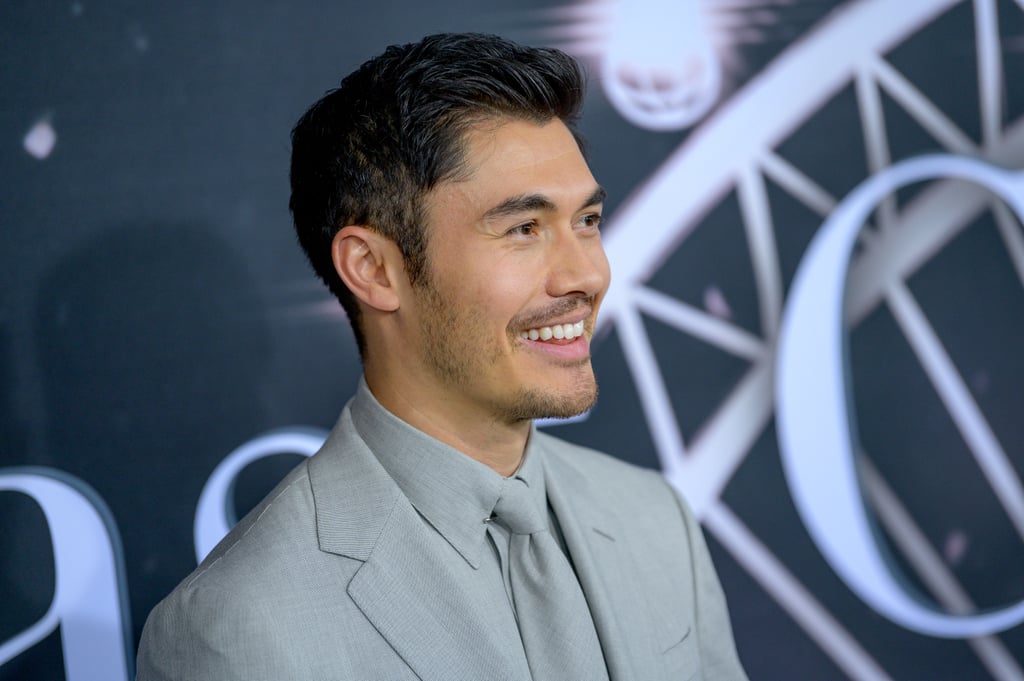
{"left": 775, "top": 154, "right": 1024, "bottom": 638}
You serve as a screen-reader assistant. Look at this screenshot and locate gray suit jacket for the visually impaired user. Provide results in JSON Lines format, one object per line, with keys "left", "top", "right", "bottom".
{"left": 137, "top": 405, "right": 747, "bottom": 680}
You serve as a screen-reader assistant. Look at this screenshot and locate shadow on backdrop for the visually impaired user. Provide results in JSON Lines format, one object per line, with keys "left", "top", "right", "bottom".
{"left": 25, "top": 222, "right": 274, "bottom": 665}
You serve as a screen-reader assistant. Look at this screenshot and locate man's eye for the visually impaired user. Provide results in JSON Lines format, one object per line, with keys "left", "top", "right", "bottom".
{"left": 507, "top": 222, "right": 537, "bottom": 236}
{"left": 580, "top": 213, "right": 602, "bottom": 229}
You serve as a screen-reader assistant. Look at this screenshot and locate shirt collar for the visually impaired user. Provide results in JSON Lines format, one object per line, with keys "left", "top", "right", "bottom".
{"left": 349, "top": 378, "right": 548, "bottom": 568}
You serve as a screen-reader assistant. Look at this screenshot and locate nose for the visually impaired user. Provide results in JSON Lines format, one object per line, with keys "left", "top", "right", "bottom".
{"left": 546, "top": 228, "right": 610, "bottom": 300}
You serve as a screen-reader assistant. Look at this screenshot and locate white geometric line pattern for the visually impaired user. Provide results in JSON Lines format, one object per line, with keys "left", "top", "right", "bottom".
{"left": 884, "top": 280, "right": 1024, "bottom": 539}
{"left": 860, "top": 455, "right": 1024, "bottom": 681}
{"left": 632, "top": 285, "right": 764, "bottom": 361}
{"left": 592, "top": 0, "right": 1022, "bottom": 677}
{"left": 703, "top": 500, "right": 897, "bottom": 681}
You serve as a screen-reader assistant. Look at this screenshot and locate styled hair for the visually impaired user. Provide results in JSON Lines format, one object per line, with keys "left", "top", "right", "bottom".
{"left": 288, "top": 32, "right": 587, "bottom": 355}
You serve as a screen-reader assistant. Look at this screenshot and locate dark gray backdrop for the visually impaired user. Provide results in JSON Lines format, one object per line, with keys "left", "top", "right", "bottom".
{"left": 3, "top": 1, "right": 1023, "bottom": 679}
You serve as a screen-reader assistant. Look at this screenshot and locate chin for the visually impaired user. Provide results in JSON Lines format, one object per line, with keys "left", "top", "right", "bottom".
{"left": 502, "top": 378, "right": 599, "bottom": 423}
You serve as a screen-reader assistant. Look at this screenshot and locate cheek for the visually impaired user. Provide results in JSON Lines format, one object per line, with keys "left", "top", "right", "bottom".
{"left": 471, "top": 257, "right": 538, "bottom": 302}
{"left": 482, "top": 282, "right": 536, "bottom": 341}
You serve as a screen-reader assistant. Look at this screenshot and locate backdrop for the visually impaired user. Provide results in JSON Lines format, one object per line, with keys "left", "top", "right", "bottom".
{"left": 3, "top": 1, "right": 1024, "bottom": 679}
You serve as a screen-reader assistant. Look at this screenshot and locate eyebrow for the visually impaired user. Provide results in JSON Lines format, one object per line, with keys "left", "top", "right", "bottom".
{"left": 483, "top": 186, "right": 607, "bottom": 221}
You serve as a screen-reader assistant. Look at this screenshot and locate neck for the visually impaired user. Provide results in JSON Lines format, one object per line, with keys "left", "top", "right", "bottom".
{"left": 364, "top": 364, "right": 530, "bottom": 477}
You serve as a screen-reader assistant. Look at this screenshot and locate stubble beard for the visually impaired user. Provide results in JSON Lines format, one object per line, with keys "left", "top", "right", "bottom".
{"left": 500, "top": 373, "right": 599, "bottom": 423}
{"left": 415, "top": 276, "right": 599, "bottom": 424}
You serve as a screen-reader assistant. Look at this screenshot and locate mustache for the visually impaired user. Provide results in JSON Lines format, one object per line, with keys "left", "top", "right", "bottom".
{"left": 509, "top": 296, "right": 596, "bottom": 330}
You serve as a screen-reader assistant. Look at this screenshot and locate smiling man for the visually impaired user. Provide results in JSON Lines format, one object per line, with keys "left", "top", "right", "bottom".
{"left": 361, "top": 117, "right": 609, "bottom": 474}
{"left": 137, "top": 33, "right": 748, "bottom": 681}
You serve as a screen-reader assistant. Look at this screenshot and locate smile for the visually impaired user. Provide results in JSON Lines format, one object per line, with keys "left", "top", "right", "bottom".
{"left": 519, "top": 321, "right": 585, "bottom": 342}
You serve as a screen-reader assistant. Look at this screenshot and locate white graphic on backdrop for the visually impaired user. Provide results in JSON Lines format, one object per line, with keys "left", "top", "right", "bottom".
{"left": 602, "top": 0, "right": 722, "bottom": 130}
{"left": 0, "top": 469, "right": 133, "bottom": 681}
{"left": 777, "top": 154, "right": 1024, "bottom": 639}
{"left": 23, "top": 118, "right": 57, "bottom": 160}
{"left": 588, "top": 0, "right": 1024, "bottom": 678}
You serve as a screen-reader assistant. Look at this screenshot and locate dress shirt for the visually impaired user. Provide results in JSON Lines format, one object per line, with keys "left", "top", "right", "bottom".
{"left": 348, "top": 379, "right": 608, "bottom": 678}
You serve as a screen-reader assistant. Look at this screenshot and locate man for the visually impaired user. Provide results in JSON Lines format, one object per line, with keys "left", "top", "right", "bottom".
{"left": 137, "top": 33, "right": 748, "bottom": 680}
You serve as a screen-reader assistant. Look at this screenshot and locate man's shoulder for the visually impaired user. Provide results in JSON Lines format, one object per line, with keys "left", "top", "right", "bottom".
{"left": 181, "top": 461, "right": 325, "bottom": 592}
{"left": 535, "top": 429, "right": 661, "bottom": 478}
{"left": 136, "top": 453, "right": 384, "bottom": 679}
{"left": 534, "top": 429, "right": 702, "bottom": 575}
{"left": 534, "top": 429, "right": 676, "bottom": 503}
{"left": 139, "top": 455, "right": 366, "bottom": 664}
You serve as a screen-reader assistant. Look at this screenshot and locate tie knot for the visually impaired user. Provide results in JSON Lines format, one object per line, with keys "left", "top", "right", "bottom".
{"left": 491, "top": 478, "right": 545, "bottom": 535}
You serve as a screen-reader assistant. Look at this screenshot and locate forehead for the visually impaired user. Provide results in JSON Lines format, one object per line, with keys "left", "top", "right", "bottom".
{"left": 461, "top": 118, "right": 585, "bottom": 174}
{"left": 427, "top": 118, "right": 599, "bottom": 219}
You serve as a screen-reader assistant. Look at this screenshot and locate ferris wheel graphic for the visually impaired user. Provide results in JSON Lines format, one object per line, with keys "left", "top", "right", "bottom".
{"left": 571, "top": 0, "right": 1024, "bottom": 679}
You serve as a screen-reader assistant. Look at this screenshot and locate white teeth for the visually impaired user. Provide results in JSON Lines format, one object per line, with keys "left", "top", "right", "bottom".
{"left": 521, "top": 321, "right": 587, "bottom": 342}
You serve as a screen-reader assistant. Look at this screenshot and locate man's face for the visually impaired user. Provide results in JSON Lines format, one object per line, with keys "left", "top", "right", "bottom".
{"left": 407, "top": 118, "right": 610, "bottom": 425}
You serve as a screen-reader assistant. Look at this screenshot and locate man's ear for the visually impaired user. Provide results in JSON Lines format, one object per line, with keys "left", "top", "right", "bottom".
{"left": 331, "top": 226, "right": 402, "bottom": 312}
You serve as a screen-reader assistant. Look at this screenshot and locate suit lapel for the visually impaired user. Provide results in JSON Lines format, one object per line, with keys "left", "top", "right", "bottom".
{"left": 347, "top": 501, "right": 526, "bottom": 681}
{"left": 541, "top": 437, "right": 666, "bottom": 681}
{"left": 308, "top": 407, "right": 527, "bottom": 681}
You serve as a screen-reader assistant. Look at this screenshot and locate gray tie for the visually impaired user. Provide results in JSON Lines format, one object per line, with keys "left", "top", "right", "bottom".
{"left": 492, "top": 478, "right": 609, "bottom": 681}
